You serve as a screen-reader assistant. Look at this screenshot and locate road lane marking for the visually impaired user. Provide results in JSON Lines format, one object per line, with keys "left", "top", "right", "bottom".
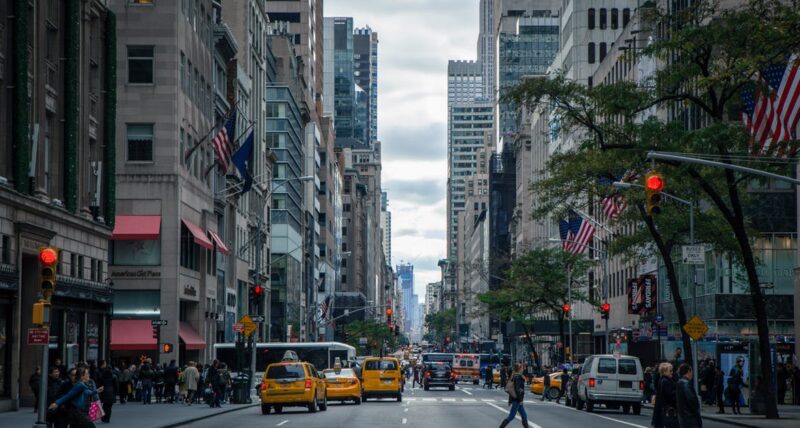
{"left": 404, "top": 408, "right": 409, "bottom": 412}
{"left": 442, "top": 398, "right": 456, "bottom": 402}
{"left": 276, "top": 420, "right": 289, "bottom": 427}
{"left": 529, "top": 400, "right": 649, "bottom": 428}
{"left": 461, "top": 388, "right": 473, "bottom": 395}
{"left": 482, "top": 398, "right": 495, "bottom": 402}
{"left": 402, "top": 418, "right": 408, "bottom": 424}
{"left": 462, "top": 398, "right": 477, "bottom": 402}
{"left": 422, "top": 398, "right": 436, "bottom": 401}
{"left": 485, "top": 402, "right": 543, "bottom": 428}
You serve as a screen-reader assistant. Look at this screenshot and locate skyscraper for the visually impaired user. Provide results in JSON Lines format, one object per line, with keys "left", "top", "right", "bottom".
{"left": 354, "top": 27, "right": 379, "bottom": 146}
{"left": 328, "top": 17, "right": 358, "bottom": 141}
{"left": 478, "top": 0, "right": 495, "bottom": 100}
{"left": 396, "top": 263, "right": 414, "bottom": 332}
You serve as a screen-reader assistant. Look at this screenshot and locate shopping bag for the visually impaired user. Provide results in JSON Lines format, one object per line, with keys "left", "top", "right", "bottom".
{"left": 88, "top": 400, "right": 104, "bottom": 421}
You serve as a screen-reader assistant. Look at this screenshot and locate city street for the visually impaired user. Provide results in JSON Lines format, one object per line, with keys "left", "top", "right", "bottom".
{"left": 190, "top": 384, "right": 732, "bottom": 428}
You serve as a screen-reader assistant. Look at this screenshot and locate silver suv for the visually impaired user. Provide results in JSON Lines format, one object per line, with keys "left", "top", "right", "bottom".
{"left": 576, "top": 354, "right": 644, "bottom": 415}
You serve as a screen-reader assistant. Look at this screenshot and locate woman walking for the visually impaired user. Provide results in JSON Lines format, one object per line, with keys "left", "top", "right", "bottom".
{"left": 98, "top": 360, "right": 117, "bottom": 423}
{"left": 651, "top": 362, "right": 678, "bottom": 428}
{"left": 49, "top": 366, "right": 103, "bottom": 428}
{"left": 499, "top": 363, "right": 529, "bottom": 428}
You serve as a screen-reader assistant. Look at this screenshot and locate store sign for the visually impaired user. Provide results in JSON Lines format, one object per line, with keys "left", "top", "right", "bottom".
{"left": 111, "top": 270, "right": 161, "bottom": 278}
{"left": 27, "top": 328, "right": 49, "bottom": 345}
{"left": 627, "top": 275, "right": 657, "bottom": 316}
{"left": 628, "top": 278, "right": 642, "bottom": 314}
{"left": 183, "top": 284, "right": 197, "bottom": 297}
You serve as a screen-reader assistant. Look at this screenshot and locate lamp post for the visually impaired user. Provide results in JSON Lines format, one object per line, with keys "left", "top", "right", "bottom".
{"left": 613, "top": 180, "right": 699, "bottom": 396}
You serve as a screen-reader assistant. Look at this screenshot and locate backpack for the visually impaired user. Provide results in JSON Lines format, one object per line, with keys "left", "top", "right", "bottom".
{"left": 505, "top": 375, "right": 517, "bottom": 399}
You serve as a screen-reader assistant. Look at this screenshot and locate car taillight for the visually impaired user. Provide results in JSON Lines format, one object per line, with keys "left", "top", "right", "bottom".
{"left": 450, "top": 372, "right": 456, "bottom": 378}
{"left": 589, "top": 378, "right": 596, "bottom": 388}
{"left": 261, "top": 380, "right": 267, "bottom": 390}
{"left": 639, "top": 381, "right": 645, "bottom": 390}
{"left": 305, "top": 379, "right": 312, "bottom": 389}
{"left": 426, "top": 371, "right": 431, "bottom": 377}
{"left": 350, "top": 379, "right": 359, "bottom": 385}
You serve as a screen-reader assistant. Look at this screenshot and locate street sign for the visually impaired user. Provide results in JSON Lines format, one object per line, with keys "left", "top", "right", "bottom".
{"left": 655, "top": 314, "right": 664, "bottom": 323}
{"left": 683, "top": 315, "right": 709, "bottom": 341}
{"left": 27, "top": 328, "right": 49, "bottom": 345}
{"left": 151, "top": 319, "right": 168, "bottom": 326}
{"left": 238, "top": 315, "right": 257, "bottom": 337}
{"left": 232, "top": 323, "right": 244, "bottom": 333}
{"left": 249, "top": 315, "right": 265, "bottom": 323}
{"left": 359, "top": 337, "right": 368, "bottom": 345}
{"left": 681, "top": 245, "right": 706, "bottom": 265}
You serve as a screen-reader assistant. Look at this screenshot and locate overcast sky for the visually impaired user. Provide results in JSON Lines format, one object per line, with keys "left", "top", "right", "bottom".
{"left": 324, "top": 0, "right": 479, "bottom": 302}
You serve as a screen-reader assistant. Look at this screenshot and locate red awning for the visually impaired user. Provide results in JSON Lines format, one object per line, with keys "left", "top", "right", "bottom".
{"left": 110, "top": 320, "right": 157, "bottom": 351}
{"left": 208, "top": 231, "right": 230, "bottom": 254}
{"left": 179, "top": 322, "right": 206, "bottom": 350}
{"left": 112, "top": 216, "right": 161, "bottom": 240}
{"left": 181, "top": 218, "right": 214, "bottom": 250}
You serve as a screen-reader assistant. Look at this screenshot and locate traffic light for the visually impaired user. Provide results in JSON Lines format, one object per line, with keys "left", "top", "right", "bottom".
{"left": 562, "top": 303, "right": 571, "bottom": 315}
{"left": 600, "top": 302, "right": 610, "bottom": 320}
{"left": 645, "top": 171, "right": 664, "bottom": 216}
{"left": 386, "top": 308, "right": 393, "bottom": 325}
{"left": 152, "top": 325, "right": 160, "bottom": 339}
{"left": 250, "top": 284, "right": 264, "bottom": 302}
{"left": 38, "top": 247, "right": 59, "bottom": 299}
{"left": 160, "top": 343, "right": 173, "bottom": 353}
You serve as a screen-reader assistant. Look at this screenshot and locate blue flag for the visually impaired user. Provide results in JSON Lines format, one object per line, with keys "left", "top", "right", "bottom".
{"left": 231, "top": 131, "right": 254, "bottom": 193}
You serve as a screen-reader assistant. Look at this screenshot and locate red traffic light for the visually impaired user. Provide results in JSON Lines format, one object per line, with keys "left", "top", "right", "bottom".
{"left": 645, "top": 174, "right": 664, "bottom": 192}
{"left": 161, "top": 343, "right": 173, "bottom": 353}
{"left": 253, "top": 285, "right": 264, "bottom": 296}
{"left": 386, "top": 308, "right": 393, "bottom": 316}
{"left": 601, "top": 303, "right": 610, "bottom": 312}
{"left": 562, "top": 303, "right": 571, "bottom": 313}
{"left": 39, "top": 247, "right": 58, "bottom": 266}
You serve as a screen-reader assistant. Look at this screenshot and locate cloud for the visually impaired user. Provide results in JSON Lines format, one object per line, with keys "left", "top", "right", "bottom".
{"left": 383, "top": 179, "right": 445, "bottom": 205}
{"left": 381, "top": 122, "right": 446, "bottom": 161}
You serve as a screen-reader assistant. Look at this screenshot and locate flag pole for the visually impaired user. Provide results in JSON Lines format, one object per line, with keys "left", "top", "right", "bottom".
{"left": 204, "top": 119, "right": 256, "bottom": 179}
{"left": 185, "top": 99, "right": 242, "bottom": 163}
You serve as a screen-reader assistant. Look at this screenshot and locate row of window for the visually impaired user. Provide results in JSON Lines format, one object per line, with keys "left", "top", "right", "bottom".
{"left": 587, "top": 8, "right": 631, "bottom": 30}
{"left": 587, "top": 42, "right": 608, "bottom": 65}
{"left": 180, "top": 51, "right": 214, "bottom": 119}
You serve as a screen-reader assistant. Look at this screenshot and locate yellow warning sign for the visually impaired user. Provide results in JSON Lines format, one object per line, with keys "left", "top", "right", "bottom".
{"left": 683, "top": 315, "right": 708, "bottom": 341}
{"left": 239, "top": 315, "right": 257, "bottom": 337}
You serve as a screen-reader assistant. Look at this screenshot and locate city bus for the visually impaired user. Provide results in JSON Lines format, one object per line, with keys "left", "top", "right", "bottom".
{"left": 214, "top": 342, "right": 356, "bottom": 374}
{"left": 421, "top": 352, "right": 454, "bottom": 366}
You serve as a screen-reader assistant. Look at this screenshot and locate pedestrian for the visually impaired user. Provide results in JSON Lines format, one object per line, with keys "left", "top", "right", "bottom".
{"left": 498, "top": 362, "right": 528, "bottom": 428}
{"left": 671, "top": 348, "right": 684, "bottom": 372}
{"left": 643, "top": 367, "right": 654, "bottom": 404}
{"left": 97, "top": 360, "right": 117, "bottom": 423}
{"left": 540, "top": 369, "right": 551, "bottom": 401}
{"left": 676, "top": 364, "right": 702, "bottom": 428}
{"left": 117, "top": 366, "right": 131, "bottom": 404}
{"left": 485, "top": 365, "right": 494, "bottom": 389}
{"left": 219, "top": 363, "right": 232, "bottom": 403}
{"left": 182, "top": 361, "right": 200, "bottom": 405}
{"left": 53, "top": 358, "right": 68, "bottom": 381}
{"left": 49, "top": 366, "right": 103, "bottom": 428}
{"left": 776, "top": 362, "right": 788, "bottom": 405}
{"left": 727, "top": 358, "right": 746, "bottom": 415}
{"left": 714, "top": 365, "right": 725, "bottom": 414}
{"left": 45, "top": 367, "right": 63, "bottom": 427}
{"left": 702, "top": 360, "right": 716, "bottom": 405}
{"left": 29, "top": 366, "right": 42, "bottom": 412}
{"left": 556, "top": 369, "right": 569, "bottom": 404}
{"left": 500, "top": 363, "right": 508, "bottom": 391}
{"left": 412, "top": 364, "right": 420, "bottom": 388}
{"left": 139, "top": 362, "right": 155, "bottom": 405}
{"left": 207, "top": 360, "right": 223, "bottom": 408}
{"left": 164, "top": 360, "right": 178, "bottom": 404}
{"left": 53, "top": 368, "right": 77, "bottom": 428}
{"left": 154, "top": 364, "right": 164, "bottom": 404}
{"left": 652, "top": 362, "right": 678, "bottom": 428}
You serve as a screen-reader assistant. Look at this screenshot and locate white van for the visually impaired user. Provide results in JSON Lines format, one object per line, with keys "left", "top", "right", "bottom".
{"left": 576, "top": 354, "right": 644, "bottom": 415}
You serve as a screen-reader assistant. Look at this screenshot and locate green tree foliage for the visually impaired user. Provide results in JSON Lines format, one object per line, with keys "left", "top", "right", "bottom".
{"left": 505, "top": 0, "right": 800, "bottom": 418}
{"left": 478, "top": 248, "right": 591, "bottom": 361}
{"left": 345, "top": 320, "right": 397, "bottom": 356}
{"left": 424, "top": 308, "right": 456, "bottom": 345}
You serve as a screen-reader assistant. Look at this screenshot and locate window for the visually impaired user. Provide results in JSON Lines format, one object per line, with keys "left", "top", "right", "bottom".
{"left": 364, "top": 360, "right": 398, "bottom": 371}
{"left": 618, "top": 359, "right": 637, "bottom": 375}
{"left": 1, "top": 235, "right": 10, "bottom": 265}
{"left": 342, "top": 275, "right": 347, "bottom": 284}
{"left": 267, "top": 12, "right": 301, "bottom": 23}
{"left": 598, "top": 358, "right": 617, "bottom": 374}
{"left": 180, "top": 223, "right": 199, "bottom": 271}
{"left": 341, "top": 258, "right": 347, "bottom": 268}
{"left": 127, "top": 45, "right": 154, "bottom": 84}
{"left": 127, "top": 124, "right": 154, "bottom": 161}
{"left": 587, "top": 8, "right": 595, "bottom": 30}
{"left": 588, "top": 43, "right": 596, "bottom": 64}
{"left": 623, "top": 8, "right": 631, "bottom": 27}
{"left": 113, "top": 240, "right": 161, "bottom": 265}
{"left": 77, "top": 256, "right": 85, "bottom": 279}
{"left": 130, "top": 0, "right": 154, "bottom": 4}
{"left": 180, "top": 52, "right": 186, "bottom": 93}
{"left": 611, "top": 9, "right": 619, "bottom": 29}
{"left": 343, "top": 203, "right": 351, "bottom": 212}
{"left": 599, "top": 8, "right": 607, "bottom": 29}
{"left": 600, "top": 43, "right": 607, "bottom": 62}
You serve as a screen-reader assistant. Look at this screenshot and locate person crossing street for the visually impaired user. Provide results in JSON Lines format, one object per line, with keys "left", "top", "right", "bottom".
{"left": 499, "top": 363, "right": 528, "bottom": 428}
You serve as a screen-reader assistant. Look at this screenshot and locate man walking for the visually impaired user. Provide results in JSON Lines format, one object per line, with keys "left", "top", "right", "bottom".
{"left": 164, "top": 360, "right": 178, "bottom": 404}
{"left": 183, "top": 361, "right": 200, "bottom": 405}
{"left": 556, "top": 369, "right": 569, "bottom": 404}
{"left": 676, "top": 364, "right": 702, "bottom": 428}
{"left": 540, "top": 369, "right": 551, "bottom": 401}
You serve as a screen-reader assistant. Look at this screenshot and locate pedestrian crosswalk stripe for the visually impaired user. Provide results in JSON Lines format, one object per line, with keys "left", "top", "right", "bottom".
{"left": 422, "top": 398, "right": 437, "bottom": 401}
{"left": 462, "top": 398, "right": 476, "bottom": 402}
{"left": 441, "top": 398, "right": 456, "bottom": 402}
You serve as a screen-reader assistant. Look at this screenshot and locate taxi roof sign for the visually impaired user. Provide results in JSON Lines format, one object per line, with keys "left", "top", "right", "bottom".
{"left": 281, "top": 350, "right": 299, "bottom": 362}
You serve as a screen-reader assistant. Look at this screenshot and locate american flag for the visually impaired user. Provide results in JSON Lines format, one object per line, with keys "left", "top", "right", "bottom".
{"left": 559, "top": 219, "right": 574, "bottom": 252}
{"left": 599, "top": 171, "right": 638, "bottom": 221}
{"left": 212, "top": 111, "right": 237, "bottom": 172}
{"left": 320, "top": 295, "right": 331, "bottom": 324}
{"left": 568, "top": 211, "right": 596, "bottom": 254}
{"left": 741, "top": 56, "right": 800, "bottom": 155}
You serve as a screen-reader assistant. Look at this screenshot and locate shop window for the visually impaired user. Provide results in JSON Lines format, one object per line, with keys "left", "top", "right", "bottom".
{"left": 127, "top": 124, "right": 154, "bottom": 162}
{"left": 112, "top": 239, "right": 161, "bottom": 266}
{"left": 180, "top": 223, "right": 199, "bottom": 271}
{"left": 127, "top": 45, "right": 154, "bottom": 84}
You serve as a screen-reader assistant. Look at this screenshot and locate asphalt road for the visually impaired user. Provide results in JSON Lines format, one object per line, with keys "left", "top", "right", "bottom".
{"left": 189, "top": 382, "right": 734, "bottom": 428}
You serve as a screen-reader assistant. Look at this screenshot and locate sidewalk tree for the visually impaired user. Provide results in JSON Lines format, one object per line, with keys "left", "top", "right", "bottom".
{"left": 478, "top": 248, "right": 590, "bottom": 362}
{"left": 424, "top": 308, "right": 456, "bottom": 345}
{"left": 345, "top": 320, "right": 397, "bottom": 355}
{"left": 506, "top": 0, "right": 800, "bottom": 418}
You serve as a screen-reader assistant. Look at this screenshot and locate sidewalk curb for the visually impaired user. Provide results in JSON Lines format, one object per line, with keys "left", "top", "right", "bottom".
{"left": 701, "top": 415, "right": 759, "bottom": 428}
{"left": 160, "top": 403, "right": 259, "bottom": 428}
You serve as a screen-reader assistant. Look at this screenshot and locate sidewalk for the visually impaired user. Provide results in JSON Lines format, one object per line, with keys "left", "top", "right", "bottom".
{"left": 700, "top": 404, "right": 800, "bottom": 428}
{"left": 0, "top": 400, "right": 258, "bottom": 428}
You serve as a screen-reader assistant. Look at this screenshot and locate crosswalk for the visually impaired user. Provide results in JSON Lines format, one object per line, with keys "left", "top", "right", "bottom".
{"left": 403, "top": 397, "right": 545, "bottom": 405}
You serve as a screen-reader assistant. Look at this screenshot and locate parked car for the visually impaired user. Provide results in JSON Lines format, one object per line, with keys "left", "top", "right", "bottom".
{"left": 575, "top": 354, "right": 644, "bottom": 415}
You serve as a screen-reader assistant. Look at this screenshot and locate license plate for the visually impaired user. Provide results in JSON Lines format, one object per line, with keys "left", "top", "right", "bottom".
{"left": 384, "top": 380, "right": 393, "bottom": 384}
{"left": 619, "top": 381, "right": 632, "bottom": 388}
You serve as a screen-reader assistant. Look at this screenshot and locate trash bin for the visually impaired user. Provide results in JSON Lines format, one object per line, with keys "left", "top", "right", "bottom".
{"left": 231, "top": 377, "right": 252, "bottom": 404}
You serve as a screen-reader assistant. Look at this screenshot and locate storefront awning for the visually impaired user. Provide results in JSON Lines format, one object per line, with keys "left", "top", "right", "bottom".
{"left": 112, "top": 215, "right": 161, "bottom": 240}
{"left": 110, "top": 319, "right": 157, "bottom": 351}
{"left": 208, "top": 231, "right": 230, "bottom": 254}
{"left": 179, "top": 322, "right": 206, "bottom": 350}
{"left": 181, "top": 218, "right": 214, "bottom": 250}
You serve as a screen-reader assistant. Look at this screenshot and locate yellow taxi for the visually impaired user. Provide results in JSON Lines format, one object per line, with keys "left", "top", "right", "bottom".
{"left": 260, "top": 351, "right": 328, "bottom": 414}
{"left": 360, "top": 357, "right": 402, "bottom": 402}
{"left": 493, "top": 368, "right": 501, "bottom": 384}
{"left": 322, "top": 367, "right": 362, "bottom": 404}
{"left": 531, "top": 372, "right": 562, "bottom": 399}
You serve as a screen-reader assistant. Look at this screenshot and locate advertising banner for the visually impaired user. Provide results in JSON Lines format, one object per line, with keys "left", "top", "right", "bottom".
{"left": 627, "top": 275, "right": 657, "bottom": 316}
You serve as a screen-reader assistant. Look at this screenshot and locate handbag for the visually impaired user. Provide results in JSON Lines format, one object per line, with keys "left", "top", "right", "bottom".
{"left": 88, "top": 400, "right": 104, "bottom": 421}
{"left": 505, "top": 376, "right": 517, "bottom": 400}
